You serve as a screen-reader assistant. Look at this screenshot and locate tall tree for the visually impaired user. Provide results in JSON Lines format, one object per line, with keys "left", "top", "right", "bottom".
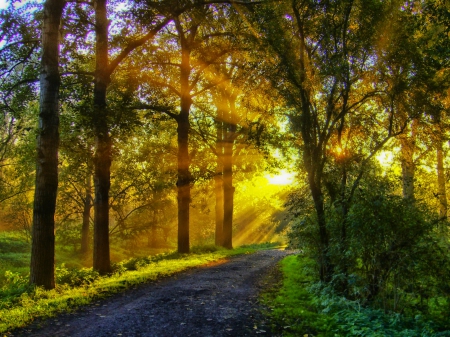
{"left": 436, "top": 117, "right": 447, "bottom": 222}
{"left": 135, "top": 4, "right": 240, "bottom": 252}
{"left": 214, "top": 102, "right": 224, "bottom": 246}
{"left": 253, "top": 0, "right": 404, "bottom": 282}
{"left": 92, "top": 0, "right": 112, "bottom": 274}
{"left": 75, "top": 0, "right": 170, "bottom": 273}
{"left": 30, "top": 0, "right": 66, "bottom": 289}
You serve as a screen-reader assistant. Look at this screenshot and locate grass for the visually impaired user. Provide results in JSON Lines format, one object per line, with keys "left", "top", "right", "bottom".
{"left": 0, "top": 232, "right": 30, "bottom": 285}
{"left": 261, "top": 254, "right": 331, "bottom": 336}
{"left": 262, "top": 255, "right": 450, "bottom": 337}
{"left": 0, "top": 241, "right": 281, "bottom": 334}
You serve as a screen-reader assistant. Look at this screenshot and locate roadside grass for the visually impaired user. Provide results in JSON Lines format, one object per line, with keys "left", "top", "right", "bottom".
{"left": 0, "top": 241, "right": 280, "bottom": 334}
{"left": 263, "top": 255, "right": 450, "bottom": 337}
{"left": 261, "top": 254, "right": 331, "bottom": 336}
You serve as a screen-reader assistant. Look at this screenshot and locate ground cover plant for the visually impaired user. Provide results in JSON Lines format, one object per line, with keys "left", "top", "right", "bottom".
{"left": 264, "top": 255, "right": 450, "bottom": 337}
{"left": 0, "top": 242, "right": 280, "bottom": 333}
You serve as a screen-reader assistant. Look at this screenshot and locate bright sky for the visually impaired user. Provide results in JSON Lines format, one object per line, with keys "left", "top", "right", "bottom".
{"left": 266, "top": 169, "right": 295, "bottom": 186}
{"left": 0, "top": 0, "right": 7, "bottom": 9}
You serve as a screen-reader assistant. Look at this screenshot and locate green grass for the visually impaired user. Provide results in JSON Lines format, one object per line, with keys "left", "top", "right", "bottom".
{"left": 0, "top": 242, "right": 280, "bottom": 334}
{"left": 0, "top": 232, "right": 30, "bottom": 285}
{"left": 261, "top": 254, "right": 331, "bottom": 336}
{"left": 262, "top": 255, "right": 450, "bottom": 337}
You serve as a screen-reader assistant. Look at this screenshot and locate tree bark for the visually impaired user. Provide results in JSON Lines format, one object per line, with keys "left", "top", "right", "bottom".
{"left": 176, "top": 45, "right": 191, "bottom": 254}
{"left": 309, "top": 172, "right": 332, "bottom": 282}
{"left": 296, "top": 9, "right": 332, "bottom": 282}
{"left": 222, "top": 143, "right": 234, "bottom": 249}
{"left": 80, "top": 172, "right": 92, "bottom": 256}
{"left": 174, "top": 19, "right": 197, "bottom": 254}
{"left": 93, "top": 0, "right": 112, "bottom": 274}
{"left": 176, "top": 106, "right": 191, "bottom": 253}
{"left": 399, "top": 120, "right": 416, "bottom": 201}
{"left": 222, "top": 94, "right": 237, "bottom": 249}
{"left": 436, "top": 123, "right": 447, "bottom": 224}
{"left": 30, "top": 0, "right": 65, "bottom": 289}
{"left": 214, "top": 142, "right": 224, "bottom": 246}
{"left": 214, "top": 95, "right": 225, "bottom": 246}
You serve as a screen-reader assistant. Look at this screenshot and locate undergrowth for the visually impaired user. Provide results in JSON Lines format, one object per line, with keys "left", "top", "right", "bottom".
{"left": 0, "top": 242, "right": 280, "bottom": 333}
{"left": 262, "top": 255, "right": 450, "bottom": 337}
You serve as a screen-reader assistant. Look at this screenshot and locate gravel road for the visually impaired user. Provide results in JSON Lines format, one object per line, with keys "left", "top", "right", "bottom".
{"left": 12, "top": 249, "right": 291, "bottom": 337}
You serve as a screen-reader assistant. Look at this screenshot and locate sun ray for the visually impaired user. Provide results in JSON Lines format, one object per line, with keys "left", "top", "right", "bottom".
{"left": 265, "top": 170, "right": 295, "bottom": 186}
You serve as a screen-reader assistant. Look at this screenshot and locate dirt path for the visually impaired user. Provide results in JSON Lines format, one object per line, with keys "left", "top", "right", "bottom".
{"left": 12, "top": 249, "right": 291, "bottom": 337}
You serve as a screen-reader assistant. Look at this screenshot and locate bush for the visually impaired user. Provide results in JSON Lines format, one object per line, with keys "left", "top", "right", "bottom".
{"left": 55, "top": 264, "right": 100, "bottom": 287}
{"left": 190, "top": 244, "right": 221, "bottom": 254}
{"left": 286, "top": 173, "right": 450, "bottom": 324}
{"left": 264, "top": 255, "right": 450, "bottom": 337}
{"left": 342, "top": 187, "right": 450, "bottom": 317}
{"left": 311, "top": 281, "right": 450, "bottom": 337}
{"left": 0, "top": 271, "right": 32, "bottom": 309}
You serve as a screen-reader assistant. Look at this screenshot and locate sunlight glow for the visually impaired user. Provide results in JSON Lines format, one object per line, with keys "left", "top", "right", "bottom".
{"left": 266, "top": 170, "right": 295, "bottom": 185}
{"left": 376, "top": 150, "right": 394, "bottom": 168}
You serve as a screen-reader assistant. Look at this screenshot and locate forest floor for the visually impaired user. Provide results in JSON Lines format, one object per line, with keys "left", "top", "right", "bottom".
{"left": 10, "top": 249, "right": 292, "bottom": 337}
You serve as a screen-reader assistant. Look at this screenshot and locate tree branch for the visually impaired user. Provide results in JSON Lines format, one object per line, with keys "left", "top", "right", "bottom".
{"left": 108, "top": 18, "right": 172, "bottom": 75}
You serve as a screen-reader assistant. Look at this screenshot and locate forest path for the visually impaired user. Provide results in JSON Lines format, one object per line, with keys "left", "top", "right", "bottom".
{"left": 14, "top": 249, "right": 292, "bottom": 337}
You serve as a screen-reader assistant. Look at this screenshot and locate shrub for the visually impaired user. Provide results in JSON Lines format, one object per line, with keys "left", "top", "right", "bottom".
{"left": 55, "top": 264, "right": 100, "bottom": 287}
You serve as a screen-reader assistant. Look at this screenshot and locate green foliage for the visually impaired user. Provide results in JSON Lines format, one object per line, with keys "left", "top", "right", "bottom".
{"left": 0, "top": 232, "right": 30, "bottom": 284}
{"left": 340, "top": 180, "right": 450, "bottom": 313}
{"left": 310, "top": 282, "right": 450, "bottom": 337}
{"left": 283, "top": 159, "right": 450, "bottom": 334}
{"left": 0, "top": 232, "right": 30, "bottom": 254}
{"left": 0, "top": 271, "right": 32, "bottom": 310}
{"left": 190, "top": 244, "right": 222, "bottom": 254}
{"left": 287, "top": 170, "right": 450, "bottom": 321}
{"left": 55, "top": 265, "right": 100, "bottom": 287}
{"left": 264, "top": 255, "right": 450, "bottom": 337}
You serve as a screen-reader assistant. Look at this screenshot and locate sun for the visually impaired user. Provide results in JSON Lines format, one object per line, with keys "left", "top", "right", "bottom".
{"left": 265, "top": 170, "right": 295, "bottom": 185}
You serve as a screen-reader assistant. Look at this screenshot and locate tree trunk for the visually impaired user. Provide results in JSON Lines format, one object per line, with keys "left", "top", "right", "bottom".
{"left": 214, "top": 164, "right": 223, "bottom": 246}
{"left": 214, "top": 97, "right": 225, "bottom": 246}
{"left": 176, "top": 107, "right": 191, "bottom": 253}
{"left": 93, "top": 0, "right": 111, "bottom": 274}
{"left": 222, "top": 95, "right": 237, "bottom": 249}
{"left": 80, "top": 172, "right": 92, "bottom": 256}
{"left": 30, "top": 0, "right": 65, "bottom": 290}
{"left": 309, "top": 175, "right": 332, "bottom": 282}
{"left": 222, "top": 145, "right": 234, "bottom": 249}
{"left": 437, "top": 125, "right": 447, "bottom": 224}
{"left": 400, "top": 120, "right": 416, "bottom": 201}
{"left": 175, "top": 20, "right": 196, "bottom": 254}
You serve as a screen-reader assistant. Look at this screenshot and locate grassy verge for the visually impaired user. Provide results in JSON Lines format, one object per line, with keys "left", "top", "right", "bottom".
{"left": 261, "top": 254, "right": 331, "bottom": 336}
{"left": 0, "top": 242, "right": 280, "bottom": 334}
{"left": 262, "top": 255, "right": 450, "bottom": 337}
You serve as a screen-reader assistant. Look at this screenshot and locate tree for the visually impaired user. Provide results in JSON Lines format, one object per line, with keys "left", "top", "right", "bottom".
{"left": 134, "top": 4, "right": 242, "bottom": 252}
{"left": 253, "top": 0, "right": 405, "bottom": 282}
{"left": 62, "top": 0, "right": 171, "bottom": 273}
{"left": 30, "top": 0, "right": 66, "bottom": 289}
